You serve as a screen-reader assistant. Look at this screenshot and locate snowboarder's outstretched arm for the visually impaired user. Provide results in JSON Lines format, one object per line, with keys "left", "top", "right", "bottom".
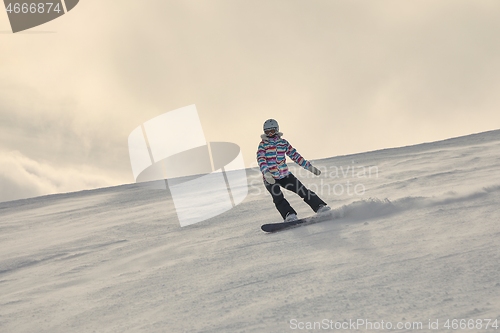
{"left": 284, "top": 139, "right": 310, "bottom": 169}
{"left": 285, "top": 140, "right": 321, "bottom": 176}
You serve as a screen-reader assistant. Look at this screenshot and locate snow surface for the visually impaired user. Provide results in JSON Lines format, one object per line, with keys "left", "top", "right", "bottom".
{"left": 1, "top": 130, "right": 500, "bottom": 333}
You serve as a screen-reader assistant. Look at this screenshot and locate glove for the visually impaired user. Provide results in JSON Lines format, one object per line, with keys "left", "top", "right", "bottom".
{"left": 264, "top": 172, "right": 276, "bottom": 184}
{"left": 307, "top": 164, "right": 321, "bottom": 176}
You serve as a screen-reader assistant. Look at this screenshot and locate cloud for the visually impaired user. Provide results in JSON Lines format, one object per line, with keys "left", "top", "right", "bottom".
{"left": 0, "top": 150, "right": 120, "bottom": 203}
{"left": 0, "top": 85, "right": 133, "bottom": 184}
{"left": 1, "top": 0, "right": 500, "bottom": 199}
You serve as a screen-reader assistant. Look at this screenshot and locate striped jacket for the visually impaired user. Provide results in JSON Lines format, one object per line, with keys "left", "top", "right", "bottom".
{"left": 256, "top": 133, "right": 311, "bottom": 181}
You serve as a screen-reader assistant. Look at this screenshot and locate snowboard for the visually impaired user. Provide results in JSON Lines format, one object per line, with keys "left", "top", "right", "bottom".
{"left": 261, "top": 211, "right": 335, "bottom": 233}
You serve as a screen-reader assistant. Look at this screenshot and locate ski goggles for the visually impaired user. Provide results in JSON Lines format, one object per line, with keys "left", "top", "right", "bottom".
{"left": 264, "top": 128, "right": 277, "bottom": 135}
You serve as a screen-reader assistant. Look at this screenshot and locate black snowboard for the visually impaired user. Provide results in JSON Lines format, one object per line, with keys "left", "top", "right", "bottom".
{"left": 261, "top": 212, "right": 334, "bottom": 233}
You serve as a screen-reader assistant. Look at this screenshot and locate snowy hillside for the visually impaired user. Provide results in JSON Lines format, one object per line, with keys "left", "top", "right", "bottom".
{"left": 1, "top": 130, "right": 500, "bottom": 332}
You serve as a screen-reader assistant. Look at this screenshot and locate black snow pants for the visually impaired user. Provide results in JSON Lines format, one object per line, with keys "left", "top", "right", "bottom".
{"left": 265, "top": 173, "right": 326, "bottom": 220}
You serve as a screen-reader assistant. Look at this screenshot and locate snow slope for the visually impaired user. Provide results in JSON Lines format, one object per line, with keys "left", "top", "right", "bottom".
{"left": 1, "top": 130, "right": 500, "bottom": 332}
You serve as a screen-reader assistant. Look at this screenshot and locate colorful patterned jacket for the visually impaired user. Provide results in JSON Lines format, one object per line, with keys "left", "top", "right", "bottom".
{"left": 256, "top": 132, "right": 311, "bottom": 181}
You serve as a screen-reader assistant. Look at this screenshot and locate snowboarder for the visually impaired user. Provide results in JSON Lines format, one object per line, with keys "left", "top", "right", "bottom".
{"left": 256, "top": 119, "right": 330, "bottom": 222}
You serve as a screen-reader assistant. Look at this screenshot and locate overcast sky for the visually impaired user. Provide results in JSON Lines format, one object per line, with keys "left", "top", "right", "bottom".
{"left": 1, "top": 0, "right": 499, "bottom": 202}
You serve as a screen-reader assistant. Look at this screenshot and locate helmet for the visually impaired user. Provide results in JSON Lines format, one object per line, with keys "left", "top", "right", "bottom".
{"left": 263, "top": 119, "right": 279, "bottom": 132}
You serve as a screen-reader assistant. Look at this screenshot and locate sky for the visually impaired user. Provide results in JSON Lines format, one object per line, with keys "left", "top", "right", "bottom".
{"left": 1, "top": 0, "right": 500, "bottom": 203}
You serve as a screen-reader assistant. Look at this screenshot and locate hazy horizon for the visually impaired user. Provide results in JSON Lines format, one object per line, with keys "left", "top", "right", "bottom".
{"left": 1, "top": 0, "right": 500, "bottom": 202}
